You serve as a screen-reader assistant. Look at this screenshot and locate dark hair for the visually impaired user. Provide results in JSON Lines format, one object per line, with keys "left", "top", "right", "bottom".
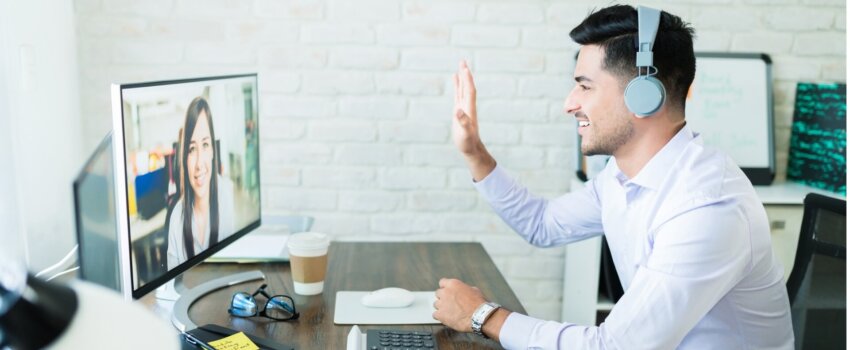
{"left": 181, "top": 96, "right": 219, "bottom": 258}
{"left": 569, "top": 5, "right": 696, "bottom": 111}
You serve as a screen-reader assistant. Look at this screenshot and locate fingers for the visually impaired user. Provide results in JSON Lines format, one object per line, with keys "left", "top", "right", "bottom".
{"left": 439, "top": 278, "right": 457, "bottom": 288}
{"left": 453, "top": 73, "right": 460, "bottom": 107}
{"left": 453, "top": 60, "right": 477, "bottom": 129}
{"left": 460, "top": 60, "right": 475, "bottom": 96}
{"left": 432, "top": 298, "right": 442, "bottom": 321}
{"left": 457, "top": 60, "right": 477, "bottom": 123}
{"left": 457, "top": 61, "right": 465, "bottom": 103}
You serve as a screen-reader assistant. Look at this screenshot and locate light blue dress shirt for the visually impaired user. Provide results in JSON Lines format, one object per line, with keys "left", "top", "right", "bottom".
{"left": 474, "top": 126, "right": 793, "bottom": 349}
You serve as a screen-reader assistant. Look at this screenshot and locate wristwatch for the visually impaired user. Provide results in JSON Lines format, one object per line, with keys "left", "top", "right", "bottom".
{"left": 471, "top": 301, "right": 501, "bottom": 338}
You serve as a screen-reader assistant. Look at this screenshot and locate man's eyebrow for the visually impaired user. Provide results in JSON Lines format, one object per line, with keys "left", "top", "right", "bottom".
{"left": 575, "top": 76, "right": 593, "bottom": 83}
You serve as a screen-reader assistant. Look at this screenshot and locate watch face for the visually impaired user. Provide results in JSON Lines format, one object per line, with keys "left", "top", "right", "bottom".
{"left": 473, "top": 303, "right": 497, "bottom": 324}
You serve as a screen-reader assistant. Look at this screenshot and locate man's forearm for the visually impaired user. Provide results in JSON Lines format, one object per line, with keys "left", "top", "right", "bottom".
{"left": 464, "top": 142, "right": 497, "bottom": 182}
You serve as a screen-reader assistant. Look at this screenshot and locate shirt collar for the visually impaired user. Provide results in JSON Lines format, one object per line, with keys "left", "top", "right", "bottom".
{"left": 612, "top": 124, "right": 698, "bottom": 191}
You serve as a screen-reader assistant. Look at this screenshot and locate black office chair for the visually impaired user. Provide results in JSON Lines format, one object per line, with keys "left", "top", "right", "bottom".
{"left": 785, "top": 192, "right": 846, "bottom": 350}
{"left": 786, "top": 193, "right": 846, "bottom": 303}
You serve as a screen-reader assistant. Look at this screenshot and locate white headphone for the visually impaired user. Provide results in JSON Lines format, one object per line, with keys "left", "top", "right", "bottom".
{"left": 624, "top": 6, "right": 666, "bottom": 117}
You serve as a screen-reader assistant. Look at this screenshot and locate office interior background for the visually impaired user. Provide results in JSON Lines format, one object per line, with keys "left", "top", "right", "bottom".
{"left": 0, "top": 0, "right": 845, "bottom": 321}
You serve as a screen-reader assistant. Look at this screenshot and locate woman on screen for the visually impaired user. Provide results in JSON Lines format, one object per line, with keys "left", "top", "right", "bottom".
{"left": 167, "top": 96, "right": 235, "bottom": 270}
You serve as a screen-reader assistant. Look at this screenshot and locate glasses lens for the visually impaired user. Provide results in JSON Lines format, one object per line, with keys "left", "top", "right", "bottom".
{"left": 229, "top": 292, "right": 257, "bottom": 317}
{"left": 265, "top": 296, "right": 296, "bottom": 319}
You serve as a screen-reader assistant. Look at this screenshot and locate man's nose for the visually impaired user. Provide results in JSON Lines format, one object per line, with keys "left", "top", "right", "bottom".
{"left": 564, "top": 88, "right": 580, "bottom": 115}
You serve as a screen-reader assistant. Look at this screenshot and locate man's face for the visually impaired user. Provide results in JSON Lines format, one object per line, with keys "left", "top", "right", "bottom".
{"left": 565, "top": 45, "right": 634, "bottom": 156}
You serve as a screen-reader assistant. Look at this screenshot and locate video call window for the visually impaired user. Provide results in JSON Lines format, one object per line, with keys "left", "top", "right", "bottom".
{"left": 117, "top": 75, "right": 260, "bottom": 292}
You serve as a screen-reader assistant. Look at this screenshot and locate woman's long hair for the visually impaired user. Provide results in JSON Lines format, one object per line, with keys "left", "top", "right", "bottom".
{"left": 181, "top": 97, "right": 219, "bottom": 258}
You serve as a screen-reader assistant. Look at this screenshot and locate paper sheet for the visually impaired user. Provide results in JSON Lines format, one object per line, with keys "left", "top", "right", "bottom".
{"left": 208, "top": 227, "right": 289, "bottom": 263}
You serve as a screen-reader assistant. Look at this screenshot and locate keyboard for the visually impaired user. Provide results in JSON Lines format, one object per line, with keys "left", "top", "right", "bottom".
{"left": 365, "top": 329, "right": 437, "bottom": 350}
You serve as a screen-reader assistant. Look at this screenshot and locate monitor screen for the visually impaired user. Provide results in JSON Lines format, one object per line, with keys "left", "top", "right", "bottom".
{"left": 74, "top": 132, "right": 122, "bottom": 291}
{"left": 111, "top": 74, "right": 261, "bottom": 299}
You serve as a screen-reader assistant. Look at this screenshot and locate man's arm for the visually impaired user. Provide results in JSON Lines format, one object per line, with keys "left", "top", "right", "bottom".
{"left": 437, "top": 203, "right": 754, "bottom": 349}
{"left": 452, "top": 59, "right": 603, "bottom": 247}
{"left": 476, "top": 166, "right": 604, "bottom": 247}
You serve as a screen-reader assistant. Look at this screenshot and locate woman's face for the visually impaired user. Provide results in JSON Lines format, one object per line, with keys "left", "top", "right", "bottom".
{"left": 187, "top": 111, "right": 213, "bottom": 201}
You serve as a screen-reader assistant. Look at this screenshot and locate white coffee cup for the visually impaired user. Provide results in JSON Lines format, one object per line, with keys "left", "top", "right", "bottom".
{"left": 286, "top": 232, "right": 331, "bottom": 295}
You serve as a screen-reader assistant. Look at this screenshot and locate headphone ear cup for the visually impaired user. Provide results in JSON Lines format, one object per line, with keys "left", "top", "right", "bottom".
{"left": 624, "top": 76, "right": 666, "bottom": 117}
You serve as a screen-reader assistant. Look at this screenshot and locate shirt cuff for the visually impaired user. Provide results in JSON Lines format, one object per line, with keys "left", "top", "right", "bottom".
{"left": 499, "top": 312, "right": 539, "bottom": 350}
{"left": 472, "top": 165, "right": 514, "bottom": 201}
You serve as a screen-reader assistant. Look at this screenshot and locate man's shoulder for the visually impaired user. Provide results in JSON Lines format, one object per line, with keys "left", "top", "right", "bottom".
{"left": 658, "top": 143, "right": 757, "bottom": 219}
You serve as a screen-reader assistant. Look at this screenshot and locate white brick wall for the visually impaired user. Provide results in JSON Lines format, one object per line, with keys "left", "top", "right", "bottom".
{"left": 75, "top": 0, "right": 845, "bottom": 323}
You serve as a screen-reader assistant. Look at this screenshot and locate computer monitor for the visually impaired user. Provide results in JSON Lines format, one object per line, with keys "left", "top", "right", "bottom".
{"left": 73, "top": 132, "right": 122, "bottom": 291}
{"left": 110, "top": 74, "right": 262, "bottom": 302}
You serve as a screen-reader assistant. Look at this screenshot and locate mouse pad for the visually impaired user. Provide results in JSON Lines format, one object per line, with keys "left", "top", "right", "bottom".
{"left": 334, "top": 291, "right": 440, "bottom": 325}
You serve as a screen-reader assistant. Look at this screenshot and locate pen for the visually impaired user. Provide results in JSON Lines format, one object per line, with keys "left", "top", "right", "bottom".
{"left": 182, "top": 331, "right": 217, "bottom": 350}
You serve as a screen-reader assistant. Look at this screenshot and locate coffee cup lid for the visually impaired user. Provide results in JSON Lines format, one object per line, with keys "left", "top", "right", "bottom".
{"left": 287, "top": 232, "right": 330, "bottom": 251}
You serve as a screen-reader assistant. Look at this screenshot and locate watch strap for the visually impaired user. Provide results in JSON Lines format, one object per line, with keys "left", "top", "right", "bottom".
{"left": 471, "top": 302, "right": 501, "bottom": 338}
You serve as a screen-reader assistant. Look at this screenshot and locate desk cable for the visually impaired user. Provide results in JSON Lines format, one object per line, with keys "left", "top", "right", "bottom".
{"left": 35, "top": 244, "right": 79, "bottom": 281}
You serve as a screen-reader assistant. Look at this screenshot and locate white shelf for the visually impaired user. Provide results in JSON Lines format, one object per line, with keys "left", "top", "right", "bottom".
{"left": 754, "top": 181, "right": 844, "bottom": 205}
{"left": 596, "top": 294, "right": 614, "bottom": 311}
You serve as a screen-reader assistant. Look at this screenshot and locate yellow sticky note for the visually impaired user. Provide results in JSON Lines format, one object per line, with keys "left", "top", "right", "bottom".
{"left": 208, "top": 332, "right": 260, "bottom": 350}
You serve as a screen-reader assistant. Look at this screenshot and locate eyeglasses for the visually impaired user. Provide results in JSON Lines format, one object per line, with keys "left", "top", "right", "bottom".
{"left": 228, "top": 284, "right": 299, "bottom": 321}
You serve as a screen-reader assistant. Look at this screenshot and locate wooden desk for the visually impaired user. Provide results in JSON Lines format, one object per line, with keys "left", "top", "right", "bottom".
{"left": 177, "top": 242, "right": 524, "bottom": 349}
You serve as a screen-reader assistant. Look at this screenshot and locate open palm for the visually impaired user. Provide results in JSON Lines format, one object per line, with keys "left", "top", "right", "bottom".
{"left": 452, "top": 60, "right": 480, "bottom": 156}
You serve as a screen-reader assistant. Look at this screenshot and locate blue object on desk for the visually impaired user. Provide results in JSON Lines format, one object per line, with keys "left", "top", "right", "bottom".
{"left": 135, "top": 167, "right": 168, "bottom": 219}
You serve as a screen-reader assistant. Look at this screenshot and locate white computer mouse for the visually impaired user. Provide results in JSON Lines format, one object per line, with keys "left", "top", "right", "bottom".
{"left": 360, "top": 287, "right": 415, "bottom": 308}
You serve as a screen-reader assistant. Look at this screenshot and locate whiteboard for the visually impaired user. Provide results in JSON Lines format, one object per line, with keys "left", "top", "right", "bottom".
{"left": 685, "top": 53, "right": 774, "bottom": 184}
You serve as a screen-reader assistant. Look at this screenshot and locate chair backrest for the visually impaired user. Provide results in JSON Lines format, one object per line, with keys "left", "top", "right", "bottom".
{"left": 262, "top": 215, "right": 315, "bottom": 234}
{"left": 786, "top": 193, "right": 846, "bottom": 305}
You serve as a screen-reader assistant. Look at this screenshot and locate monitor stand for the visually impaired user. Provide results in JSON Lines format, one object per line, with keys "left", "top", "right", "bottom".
{"left": 168, "top": 270, "right": 266, "bottom": 332}
{"left": 155, "top": 275, "right": 185, "bottom": 301}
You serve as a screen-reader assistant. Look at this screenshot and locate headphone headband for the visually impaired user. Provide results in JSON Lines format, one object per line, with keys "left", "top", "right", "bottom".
{"left": 636, "top": 6, "right": 661, "bottom": 69}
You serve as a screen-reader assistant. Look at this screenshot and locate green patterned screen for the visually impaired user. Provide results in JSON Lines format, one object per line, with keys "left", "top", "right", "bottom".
{"left": 787, "top": 83, "right": 846, "bottom": 195}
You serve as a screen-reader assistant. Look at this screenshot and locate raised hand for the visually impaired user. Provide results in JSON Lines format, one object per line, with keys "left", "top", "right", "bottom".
{"left": 451, "top": 60, "right": 495, "bottom": 181}
{"left": 452, "top": 60, "right": 481, "bottom": 156}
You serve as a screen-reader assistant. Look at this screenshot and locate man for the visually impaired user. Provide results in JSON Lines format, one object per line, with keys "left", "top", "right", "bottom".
{"left": 433, "top": 5, "right": 793, "bottom": 349}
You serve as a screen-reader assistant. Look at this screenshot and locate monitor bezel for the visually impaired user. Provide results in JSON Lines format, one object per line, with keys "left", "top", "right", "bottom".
{"left": 111, "top": 73, "right": 262, "bottom": 299}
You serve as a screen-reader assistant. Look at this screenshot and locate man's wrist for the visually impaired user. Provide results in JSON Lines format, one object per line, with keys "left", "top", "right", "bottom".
{"left": 471, "top": 302, "right": 501, "bottom": 338}
{"left": 481, "top": 308, "right": 510, "bottom": 341}
{"left": 464, "top": 143, "right": 496, "bottom": 182}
